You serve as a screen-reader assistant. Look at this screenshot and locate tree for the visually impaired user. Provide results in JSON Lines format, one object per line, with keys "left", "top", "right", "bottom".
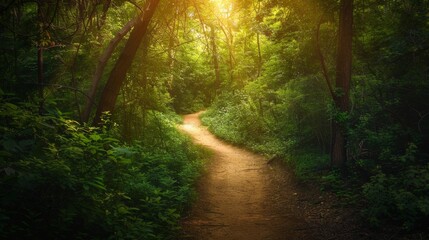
{"left": 82, "top": 16, "right": 139, "bottom": 123}
{"left": 330, "top": 0, "right": 353, "bottom": 168}
{"left": 93, "top": 0, "right": 161, "bottom": 125}
{"left": 210, "top": 24, "right": 222, "bottom": 95}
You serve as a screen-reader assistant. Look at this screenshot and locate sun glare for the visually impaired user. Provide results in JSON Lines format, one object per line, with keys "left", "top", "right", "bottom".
{"left": 210, "top": 0, "right": 232, "bottom": 16}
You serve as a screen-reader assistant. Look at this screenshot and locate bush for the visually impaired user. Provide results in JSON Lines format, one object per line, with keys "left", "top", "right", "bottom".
{"left": 0, "top": 99, "right": 203, "bottom": 239}
{"left": 363, "top": 165, "right": 429, "bottom": 230}
{"left": 201, "top": 91, "right": 330, "bottom": 179}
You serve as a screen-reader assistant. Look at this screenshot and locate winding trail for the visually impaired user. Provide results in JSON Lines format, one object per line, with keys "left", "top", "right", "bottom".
{"left": 179, "top": 112, "right": 312, "bottom": 240}
{"left": 177, "top": 112, "right": 423, "bottom": 240}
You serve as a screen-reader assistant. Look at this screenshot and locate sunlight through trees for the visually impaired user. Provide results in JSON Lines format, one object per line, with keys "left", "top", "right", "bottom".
{"left": 1, "top": 0, "right": 428, "bottom": 238}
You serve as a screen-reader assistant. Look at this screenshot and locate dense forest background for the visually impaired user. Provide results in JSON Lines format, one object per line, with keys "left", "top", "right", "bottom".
{"left": 1, "top": 0, "right": 428, "bottom": 239}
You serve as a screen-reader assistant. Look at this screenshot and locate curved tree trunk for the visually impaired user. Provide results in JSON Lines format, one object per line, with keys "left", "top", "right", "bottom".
{"left": 81, "top": 16, "right": 138, "bottom": 123}
{"left": 93, "top": 0, "right": 160, "bottom": 125}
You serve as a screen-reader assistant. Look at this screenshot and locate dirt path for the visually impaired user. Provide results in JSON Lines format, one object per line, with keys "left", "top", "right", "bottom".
{"left": 178, "top": 112, "right": 429, "bottom": 240}
{"left": 179, "top": 112, "right": 315, "bottom": 240}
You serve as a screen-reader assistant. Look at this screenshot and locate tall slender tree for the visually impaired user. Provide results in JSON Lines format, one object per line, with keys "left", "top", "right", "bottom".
{"left": 210, "top": 24, "right": 222, "bottom": 96}
{"left": 331, "top": 0, "right": 353, "bottom": 168}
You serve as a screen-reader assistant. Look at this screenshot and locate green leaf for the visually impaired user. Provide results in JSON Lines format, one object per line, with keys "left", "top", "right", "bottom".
{"left": 112, "top": 147, "right": 136, "bottom": 157}
{"left": 3, "top": 103, "right": 18, "bottom": 110}
{"left": 89, "top": 134, "right": 101, "bottom": 141}
{"left": 86, "top": 177, "right": 106, "bottom": 190}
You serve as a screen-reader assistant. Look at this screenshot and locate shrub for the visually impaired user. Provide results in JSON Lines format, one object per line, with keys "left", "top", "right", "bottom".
{"left": 363, "top": 164, "right": 429, "bottom": 230}
{"left": 0, "top": 99, "right": 203, "bottom": 239}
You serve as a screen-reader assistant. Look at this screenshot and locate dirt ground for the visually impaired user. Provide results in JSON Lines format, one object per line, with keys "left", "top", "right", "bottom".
{"left": 178, "top": 112, "right": 426, "bottom": 240}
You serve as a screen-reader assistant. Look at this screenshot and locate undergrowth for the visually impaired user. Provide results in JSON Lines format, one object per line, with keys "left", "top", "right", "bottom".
{"left": 0, "top": 98, "right": 204, "bottom": 239}
{"left": 200, "top": 93, "right": 330, "bottom": 180}
{"left": 201, "top": 92, "right": 429, "bottom": 231}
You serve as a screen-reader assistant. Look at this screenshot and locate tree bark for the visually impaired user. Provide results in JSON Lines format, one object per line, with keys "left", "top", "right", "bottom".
{"left": 316, "top": 16, "right": 334, "bottom": 99}
{"left": 93, "top": 0, "right": 160, "bottom": 125}
{"left": 37, "top": 2, "right": 45, "bottom": 111}
{"left": 210, "top": 25, "right": 221, "bottom": 97}
{"left": 218, "top": 24, "right": 235, "bottom": 86}
{"left": 82, "top": 16, "right": 138, "bottom": 122}
{"left": 167, "top": 1, "right": 178, "bottom": 92}
{"left": 256, "top": 32, "right": 262, "bottom": 77}
{"left": 221, "top": 25, "right": 235, "bottom": 85}
{"left": 37, "top": 47, "right": 44, "bottom": 99}
{"left": 255, "top": 0, "right": 262, "bottom": 78}
{"left": 98, "top": 0, "right": 111, "bottom": 29}
{"left": 331, "top": 0, "right": 353, "bottom": 168}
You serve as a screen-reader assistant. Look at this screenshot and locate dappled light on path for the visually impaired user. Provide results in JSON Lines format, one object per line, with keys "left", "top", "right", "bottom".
{"left": 181, "top": 123, "right": 198, "bottom": 133}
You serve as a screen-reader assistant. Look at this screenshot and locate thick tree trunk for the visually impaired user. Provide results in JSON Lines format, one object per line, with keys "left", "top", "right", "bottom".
{"left": 93, "top": 0, "right": 160, "bottom": 125}
{"left": 82, "top": 16, "right": 138, "bottom": 122}
{"left": 331, "top": 0, "right": 353, "bottom": 168}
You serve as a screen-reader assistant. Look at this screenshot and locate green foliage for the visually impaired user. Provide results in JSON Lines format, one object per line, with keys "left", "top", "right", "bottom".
{"left": 201, "top": 0, "right": 429, "bottom": 232}
{"left": 346, "top": 1, "right": 429, "bottom": 230}
{"left": 201, "top": 92, "right": 282, "bottom": 154}
{"left": 363, "top": 164, "right": 429, "bottom": 230}
{"left": 291, "top": 152, "right": 330, "bottom": 179}
{"left": 320, "top": 171, "right": 343, "bottom": 192}
{"left": 201, "top": 88, "right": 330, "bottom": 179}
{"left": 169, "top": 45, "right": 214, "bottom": 114}
{"left": 0, "top": 98, "right": 203, "bottom": 239}
{"left": 1, "top": 0, "right": 429, "bottom": 235}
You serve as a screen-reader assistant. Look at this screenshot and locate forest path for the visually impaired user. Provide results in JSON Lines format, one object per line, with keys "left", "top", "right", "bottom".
{"left": 179, "top": 112, "right": 316, "bottom": 240}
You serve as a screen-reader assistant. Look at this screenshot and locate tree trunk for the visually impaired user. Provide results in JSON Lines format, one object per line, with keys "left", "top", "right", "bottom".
{"left": 256, "top": 0, "right": 262, "bottom": 78}
{"left": 98, "top": 0, "right": 111, "bottom": 29}
{"left": 37, "top": 2, "right": 45, "bottom": 111}
{"left": 140, "top": 35, "right": 151, "bottom": 91}
{"left": 82, "top": 16, "right": 138, "bottom": 122}
{"left": 37, "top": 47, "right": 44, "bottom": 105}
{"left": 331, "top": 0, "right": 353, "bottom": 168}
{"left": 226, "top": 27, "right": 234, "bottom": 85}
{"left": 167, "top": 2, "right": 178, "bottom": 92}
{"left": 210, "top": 25, "right": 221, "bottom": 97}
{"left": 219, "top": 23, "right": 234, "bottom": 87}
{"left": 256, "top": 32, "right": 262, "bottom": 77}
{"left": 93, "top": 0, "right": 160, "bottom": 125}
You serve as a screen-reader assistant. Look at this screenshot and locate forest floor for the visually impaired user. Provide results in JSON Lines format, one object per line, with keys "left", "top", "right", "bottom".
{"left": 178, "top": 112, "right": 425, "bottom": 240}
